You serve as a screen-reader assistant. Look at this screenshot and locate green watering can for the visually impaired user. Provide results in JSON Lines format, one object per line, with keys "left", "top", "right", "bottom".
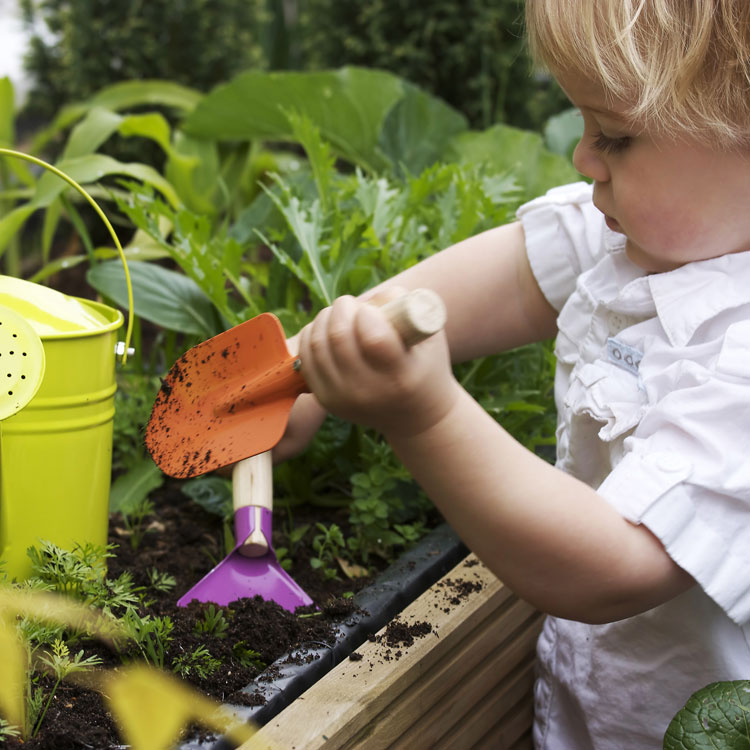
{"left": 0, "top": 148, "right": 134, "bottom": 580}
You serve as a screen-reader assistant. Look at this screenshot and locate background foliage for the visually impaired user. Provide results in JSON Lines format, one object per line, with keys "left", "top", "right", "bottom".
{"left": 298, "top": 0, "right": 569, "bottom": 130}
{"left": 16, "top": 0, "right": 569, "bottom": 133}
{"left": 18, "top": 0, "right": 268, "bottom": 121}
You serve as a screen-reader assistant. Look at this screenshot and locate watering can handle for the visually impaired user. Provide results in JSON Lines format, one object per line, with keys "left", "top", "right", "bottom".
{"left": 0, "top": 148, "right": 134, "bottom": 365}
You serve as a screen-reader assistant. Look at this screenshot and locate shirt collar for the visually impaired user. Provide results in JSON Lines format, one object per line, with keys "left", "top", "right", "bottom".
{"left": 648, "top": 251, "right": 750, "bottom": 347}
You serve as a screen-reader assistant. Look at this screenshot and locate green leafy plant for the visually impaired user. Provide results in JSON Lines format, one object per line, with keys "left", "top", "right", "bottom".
{"left": 172, "top": 645, "right": 222, "bottom": 680}
{"left": 275, "top": 523, "right": 311, "bottom": 573}
{"left": 310, "top": 523, "right": 347, "bottom": 580}
{"left": 0, "top": 718, "right": 20, "bottom": 742}
{"left": 120, "top": 496, "right": 157, "bottom": 551}
{"left": 33, "top": 639, "right": 103, "bottom": 737}
{"left": 193, "top": 605, "right": 229, "bottom": 640}
{"left": 0, "top": 585, "right": 256, "bottom": 746}
{"left": 121, "top": 612, "right": 174, "bottom": 670}
{"left": 663, "top": 680, "right": 750, "bottom": 749}
{"left": 231, "top": 641, "right": 267, "bottom": 671}
{"left": 147, "top": 568, "right": 177, "bottom": 594}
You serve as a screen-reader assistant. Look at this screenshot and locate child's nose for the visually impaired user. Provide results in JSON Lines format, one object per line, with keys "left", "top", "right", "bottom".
{"left": 572, "top": 140, "right": 610, "bottom": 183}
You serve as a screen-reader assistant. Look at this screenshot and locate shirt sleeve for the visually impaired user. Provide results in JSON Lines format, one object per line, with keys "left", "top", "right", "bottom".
{"left": 516, "top": 181, "right": 610, "bottom": 312}
{"left": 596, "top": 332, "right": 750, "bottom": 625}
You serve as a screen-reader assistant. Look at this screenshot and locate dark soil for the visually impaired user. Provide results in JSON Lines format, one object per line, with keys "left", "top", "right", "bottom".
{"left": 5, "top": 481, "right": 381, "bottom": 750}
{"left": 5, "top": 477, "right": 472, "bottom": 749}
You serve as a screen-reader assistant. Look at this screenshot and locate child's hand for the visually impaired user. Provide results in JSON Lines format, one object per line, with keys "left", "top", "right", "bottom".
{"left": 297, "top": 292, "right": 460, "bottom": 439}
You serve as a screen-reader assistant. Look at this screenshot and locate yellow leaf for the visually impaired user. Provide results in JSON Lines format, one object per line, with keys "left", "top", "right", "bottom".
{"left": 0, "top": 616, "right": 25, "bottom": 730}
{"left": 336, "top": 556, "right": 369, "bottom": 579}
{"left": 102, "top": 665, "right": 257, "bottom": 750}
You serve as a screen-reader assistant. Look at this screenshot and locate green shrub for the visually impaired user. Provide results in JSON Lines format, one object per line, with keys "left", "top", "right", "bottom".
{"left": 19, "top": 0, "right": 268, "bottom": 122}
{"left": 298, "top": 0, "right": 569, "bottom": 131}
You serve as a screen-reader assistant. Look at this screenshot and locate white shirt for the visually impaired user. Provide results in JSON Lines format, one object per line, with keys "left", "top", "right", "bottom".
{"left": 517, "top": 182, "right": 750, "bottom": 749}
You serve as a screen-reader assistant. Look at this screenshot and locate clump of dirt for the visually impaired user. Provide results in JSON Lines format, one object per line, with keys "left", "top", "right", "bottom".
{"left": 434, "top": 574, "right": 485, "bottom": 612}
{"left": 381, "top": 618, "right": 433, "bottom": 649}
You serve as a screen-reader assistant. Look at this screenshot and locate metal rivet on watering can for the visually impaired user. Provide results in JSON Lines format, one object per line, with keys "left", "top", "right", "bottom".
{"left": 0, "top": 276, "right": 123, "bottom": 580}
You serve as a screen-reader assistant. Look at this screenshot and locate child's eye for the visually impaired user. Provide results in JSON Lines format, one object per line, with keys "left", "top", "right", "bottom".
{"left": 591, "top": 131, "right": 632, "bottom": 155}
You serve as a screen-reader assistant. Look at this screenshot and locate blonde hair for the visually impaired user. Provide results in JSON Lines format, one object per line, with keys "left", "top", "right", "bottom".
{"left": 525, "top": 0, "right": 750, "bottom": 148}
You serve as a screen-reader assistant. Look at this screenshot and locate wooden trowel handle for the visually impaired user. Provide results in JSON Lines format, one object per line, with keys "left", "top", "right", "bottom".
{"left": 233, "top": 451, "right": 273, "bottom": 556}
{"left": 226, "top": 289, "right": 446, "bottom": 511}
{"left": 375, "top": 288, "right": 446, "bottom": 347}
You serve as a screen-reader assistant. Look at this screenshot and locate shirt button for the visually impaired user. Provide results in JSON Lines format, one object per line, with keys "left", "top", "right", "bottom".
{"left": 655, "top": 454, "right": 689, "bottom": 473}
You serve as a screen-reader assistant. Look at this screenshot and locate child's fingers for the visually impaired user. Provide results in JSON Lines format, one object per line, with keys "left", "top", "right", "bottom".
{"left": 298, "top": 306, "right": 337, "bottom": 389}
{"left": 354, "top": 302, "right": 407, "bottom": 369}
{"left": 324, "top": 295, "right": 363, "bottom": 374}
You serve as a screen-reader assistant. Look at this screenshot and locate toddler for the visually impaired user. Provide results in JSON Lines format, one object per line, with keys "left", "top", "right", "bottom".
{"left": 277, "top": 1, "right": 750, "bottom": 746}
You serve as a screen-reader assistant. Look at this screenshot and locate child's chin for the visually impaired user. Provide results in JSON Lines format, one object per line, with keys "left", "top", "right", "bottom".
{"left": 625, "top": 242, "right": 682, "bottom": 273}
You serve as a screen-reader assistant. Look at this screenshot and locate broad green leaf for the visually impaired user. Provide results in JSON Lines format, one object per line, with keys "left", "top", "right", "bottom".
{"left": 448, "top": 124, "right": 580, "bottom": 198}
{"left": 378, "top": 80, "right": 468, "bottom": 176}
{"left": 109, "top": 458, "right": 164, "bottom": 515}
{"left": 61, "top": 107, "right": 124, "bottom": 160}
{"left": 164, "top": 132, "right": 220, "bottom": 214}
{"left": 180, "top": 476, "right": 232, "bottom": 519}
{"left": 32, "top": 80, "right": 202, "bottom": 152}
{"left": 183, "top": 67, "right": 408, "bottom": 172}
{"left": 0, "top": 204, "right": 36, "bottom": 258}
{"left": 34, "top": 154, "right": 180, "bottom": 208}
{"left": 663, "top": 681, "right": 750, "bottom": 750}
{"left": 544, "top": 108, "right": 583, "bottom": 159}
{"left": 87, "top": 260, "right": 221, "bottom": 337}
{"left": 118, "top": 113, "right": 173, "bottom": 155}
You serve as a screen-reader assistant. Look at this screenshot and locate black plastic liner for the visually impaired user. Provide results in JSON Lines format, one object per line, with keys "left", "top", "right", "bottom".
{"left": 180, "top": 523, "right": 467, "bottom": 750}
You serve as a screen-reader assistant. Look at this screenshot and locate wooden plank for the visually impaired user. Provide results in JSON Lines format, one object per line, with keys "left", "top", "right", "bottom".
{"left": 394, "top": 613, "right": 542, "bottom": 749}
{"left": 509, "top": 731, "right": 535, "bottom": 750}
{"left": 241, "top": 556, "right": 515, "bottom": 750}
{"left": 473, "top": 693, "right": 536, "bottom": 750}
{"left": 430, "top": 662, "right": 536, "bottom": 750}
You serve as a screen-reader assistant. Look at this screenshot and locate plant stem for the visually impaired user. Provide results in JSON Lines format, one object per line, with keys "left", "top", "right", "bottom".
{"left": 31, "top": 677, "right": 61, "bottom": 738}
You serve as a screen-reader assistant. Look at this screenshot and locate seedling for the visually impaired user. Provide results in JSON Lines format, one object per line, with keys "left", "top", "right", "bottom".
{"left": 33, "top": 639, "right": 103, "bottom": 737}
{"left": 172, "top": 646, "right": 221, "bottom": 680}
{"left": 311, "top": 523, "right": 347, "bottom": 580}
{"left": 193, "top": 605, "right": 229, "bottom": 639}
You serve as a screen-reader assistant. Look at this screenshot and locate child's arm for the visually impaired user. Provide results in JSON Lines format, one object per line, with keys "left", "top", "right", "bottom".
{"left": 274, "top": 221, "right": 558, "bottom": 461}
{"left": 295, "top": 227, "right": 696, "bottom": 624}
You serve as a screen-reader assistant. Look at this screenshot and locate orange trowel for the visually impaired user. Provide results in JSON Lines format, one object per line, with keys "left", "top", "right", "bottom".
{"left": 145, "top": 289, "right": 446, "bottom": 479}
{"left": 145, "top": 289, "right": 446, "bottom": 611}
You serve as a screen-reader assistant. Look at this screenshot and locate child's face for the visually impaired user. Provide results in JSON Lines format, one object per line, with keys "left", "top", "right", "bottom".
{"left": 558, "top": 73, "right": 750, "bottom": 272}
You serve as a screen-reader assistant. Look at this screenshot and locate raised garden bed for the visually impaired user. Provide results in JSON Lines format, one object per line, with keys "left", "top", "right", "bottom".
{"left": 241, "top": 554, "right": 542, "bottom": 750}
{"left": 4, "top": 478, "right": 541, "bottom": 749}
